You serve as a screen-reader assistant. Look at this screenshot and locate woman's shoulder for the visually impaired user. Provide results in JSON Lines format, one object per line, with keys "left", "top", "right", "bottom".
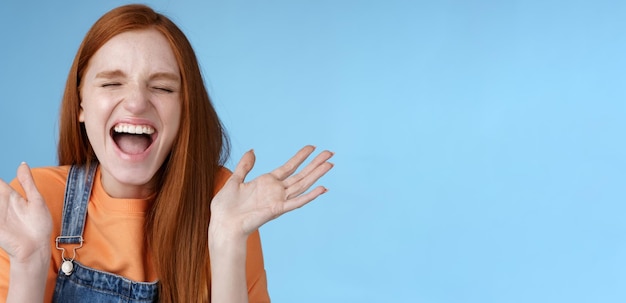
{"left": 30, "top": 165, "right": 71, "bottom": 186}
{"left": 217, "top": 166, "right": 233, "bottom": 178}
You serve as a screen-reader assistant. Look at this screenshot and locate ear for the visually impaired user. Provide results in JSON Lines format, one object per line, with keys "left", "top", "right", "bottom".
{"left": 78, "top": 106, "right": 85, "bottom": 122}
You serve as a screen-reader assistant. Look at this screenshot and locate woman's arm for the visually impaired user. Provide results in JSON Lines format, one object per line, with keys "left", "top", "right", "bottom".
{"left": 0, "top": 163, "right": 52, "bottom": 303}
{"left": 208, "top": 146, "right": 334, "bottom": 303}
{"left": 5, "top": 252, "right": 49, "bottom": 303}
{"left": 208, "top": 226, "right": 249, "bottom": 303}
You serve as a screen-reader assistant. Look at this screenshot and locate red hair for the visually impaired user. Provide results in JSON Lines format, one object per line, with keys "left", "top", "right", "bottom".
{"left": 57, "top": 4, "right": 229, "bottom": 302}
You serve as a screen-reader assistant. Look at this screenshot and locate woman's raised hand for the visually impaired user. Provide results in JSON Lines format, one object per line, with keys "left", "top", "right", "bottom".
{"left": 0, "top": 163, "right": 52, "bottom": 263}
{"left": 210, "top": 145, "right": 334, "bottom": 239}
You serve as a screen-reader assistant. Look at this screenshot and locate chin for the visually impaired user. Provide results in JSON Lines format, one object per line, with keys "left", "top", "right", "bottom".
{"left": 105, "top": 163, "right": 160, "bottom": 189}
{"left": 118, "top": 169, "right": 159, "bottom": 186}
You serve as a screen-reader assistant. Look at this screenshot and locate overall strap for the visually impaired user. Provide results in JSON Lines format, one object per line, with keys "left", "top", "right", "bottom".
{"left": 56, "top": 163, "right": 98, "bottom": 245}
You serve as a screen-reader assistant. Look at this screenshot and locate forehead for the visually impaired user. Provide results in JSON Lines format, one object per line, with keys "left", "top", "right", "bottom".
{"left": 85, "top": 29, "right": 180, "bottom": 76}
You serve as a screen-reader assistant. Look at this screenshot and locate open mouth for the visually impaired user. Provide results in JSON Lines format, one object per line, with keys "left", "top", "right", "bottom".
{"left": 110, "top": 123, "right": 156, "bottom": 155}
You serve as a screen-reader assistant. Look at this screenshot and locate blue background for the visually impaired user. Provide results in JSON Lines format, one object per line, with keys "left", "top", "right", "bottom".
{"left": 1, "top": 1, "right": 625, "bottom": 302}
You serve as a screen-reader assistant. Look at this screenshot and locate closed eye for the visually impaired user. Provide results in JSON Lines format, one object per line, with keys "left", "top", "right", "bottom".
{"left": 102, "top": 83, "right": 121, "bottom": 88}
{"left": 154, "top": 87, "right": 174, "bottom": 93}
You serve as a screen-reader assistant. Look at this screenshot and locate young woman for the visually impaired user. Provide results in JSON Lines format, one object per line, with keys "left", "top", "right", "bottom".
{"left": 0, "top": 4, "right": 333, "bottom": 303}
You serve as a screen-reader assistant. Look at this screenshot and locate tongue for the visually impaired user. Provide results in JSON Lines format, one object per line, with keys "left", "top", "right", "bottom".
{"left": 115, "top": 134, "right": 151, "bottom": 155}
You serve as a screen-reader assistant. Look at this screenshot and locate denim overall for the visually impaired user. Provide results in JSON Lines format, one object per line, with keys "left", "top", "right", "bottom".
{"left": 52, "top": 164, "right": 159, "bottom": 302}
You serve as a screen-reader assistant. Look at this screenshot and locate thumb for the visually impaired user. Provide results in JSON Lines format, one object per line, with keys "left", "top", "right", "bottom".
{"left": 230, "top": 149, "right": 256, "bottom": 184}
{"left": 16, "top": 162, "right": 43, "bottom": 203}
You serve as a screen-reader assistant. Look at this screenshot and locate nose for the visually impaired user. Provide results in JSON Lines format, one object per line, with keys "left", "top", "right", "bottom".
{"left": 122, "top": 84, "right": 150, "bottom": 114}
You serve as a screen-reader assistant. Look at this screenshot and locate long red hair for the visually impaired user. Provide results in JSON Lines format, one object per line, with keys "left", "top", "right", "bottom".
{"left": 57, "top": 4, "right": 229, "bottom": 302}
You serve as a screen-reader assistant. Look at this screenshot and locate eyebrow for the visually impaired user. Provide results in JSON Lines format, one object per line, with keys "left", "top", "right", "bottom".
{"left": 94, "top": 70, "right": 180, "bottom": 82}
{"left": 150, "top": 72, "right": 180, "bottom": 82}
{"left": 95, "top": 70, "right": 126, "bottom": 79}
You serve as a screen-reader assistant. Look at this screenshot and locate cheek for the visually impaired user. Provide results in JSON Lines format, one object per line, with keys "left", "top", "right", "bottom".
{"left": 159, "top": 100, "right": 182, "bottom": 133}
{"left": 172, "top": 106, "right": 182, "bottom": 130}
{"left": 79, "top": 97, "right": 112, "bottom": 141}
{"left": 80, "top": 101, "right": 102, "bottom": 124}
{"left": 167, "top": 113, "right": 182, "bottom": 140}
{"left": 81, "top": 91, "right": 115, "bottom": 119}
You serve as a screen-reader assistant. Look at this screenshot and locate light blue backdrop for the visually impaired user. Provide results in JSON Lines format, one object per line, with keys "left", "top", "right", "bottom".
{"left": 1, "top": 0, "right": 625, "bottom": 302}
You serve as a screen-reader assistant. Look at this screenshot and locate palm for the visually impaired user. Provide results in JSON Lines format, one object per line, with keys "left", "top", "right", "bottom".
{"left": 0, "top": 164, "right": 52, "bottom": 262}
{"left": 211, "top": 146, "right": 334, "bottom": 236}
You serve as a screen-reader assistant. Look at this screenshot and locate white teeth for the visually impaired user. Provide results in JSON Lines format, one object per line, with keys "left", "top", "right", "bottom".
{"left": 113, "top": 123, "right": 155, "bottom": 135}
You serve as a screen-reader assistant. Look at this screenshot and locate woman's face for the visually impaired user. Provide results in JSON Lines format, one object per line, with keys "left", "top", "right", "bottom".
{"left": 79, "top": 29, "right": 182, "bottom": 198}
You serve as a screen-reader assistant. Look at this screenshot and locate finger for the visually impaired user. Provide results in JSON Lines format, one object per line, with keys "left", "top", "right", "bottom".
{"left": 0, "top": 178, "right": 14, "bottom": 197}
{"left": 283, "top": 150, "right": 334, "bottom": 188}
{"left": 270, "top": 145, "right": 316, "bottom": 181}
{"left": 0, "top": 177, "right": 23, "bottom": 210}
{"left": 16, "top": 162, "right": 43, "bottom": 204}
{"left": 230, "top": 150, "right": 256, "bottom": 184}
{"left": 285, "top": 162, "right": 334, "bottom": 199}
{"left": 283, "top": 186, "right": 328, "bottom": 213}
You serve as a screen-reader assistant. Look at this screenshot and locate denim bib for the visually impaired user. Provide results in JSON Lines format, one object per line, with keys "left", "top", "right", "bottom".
{"left": 52, "top": 164, "right": 158, "bottom": 302}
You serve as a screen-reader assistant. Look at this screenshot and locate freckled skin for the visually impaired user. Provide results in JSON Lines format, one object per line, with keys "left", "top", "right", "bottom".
{"left": 79, "top": 29, "right": 182, "bottom": 199}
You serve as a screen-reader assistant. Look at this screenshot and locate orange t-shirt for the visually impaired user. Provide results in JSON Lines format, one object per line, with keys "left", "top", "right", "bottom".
{"left": 0, "top": 165, "right": 270, "bottom": 302}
